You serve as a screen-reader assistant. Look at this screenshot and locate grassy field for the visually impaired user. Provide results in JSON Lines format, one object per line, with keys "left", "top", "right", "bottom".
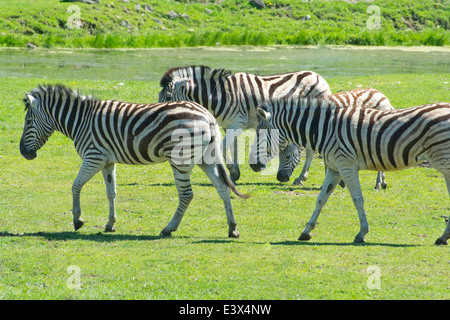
{"left": 0, "top": 0, "right": 448, "bottom": 48}
{"left": 0, "top": 72, "right": 449, "bottom": 300}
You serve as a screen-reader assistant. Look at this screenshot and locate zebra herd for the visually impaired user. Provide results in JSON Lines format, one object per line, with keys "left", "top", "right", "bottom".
{"left": 19, "top": 65, "right": 450, "bottom": 245}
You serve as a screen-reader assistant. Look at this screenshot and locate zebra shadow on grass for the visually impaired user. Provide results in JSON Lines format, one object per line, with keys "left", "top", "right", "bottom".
{"left": 269, "top": 241, "right": 420, "bottom": 248}
{"left": 122, "top": 181, "right": 322, "bottom": 192}
{"left": 193, "top": 239, "right": 420, "bottom": 247}
{"left": 0, "top": 231, "right": 161, "bottom": 242}
{"left": 0, "top": 231, "right": 422, "bottom": 246}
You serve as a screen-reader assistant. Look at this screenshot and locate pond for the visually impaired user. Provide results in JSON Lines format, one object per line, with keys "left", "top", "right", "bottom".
{"left": 0, "top": 45, "right": 448, "bottom": 81}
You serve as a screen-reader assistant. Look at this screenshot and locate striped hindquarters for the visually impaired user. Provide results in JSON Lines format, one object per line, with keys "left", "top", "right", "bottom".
{"left": 330, "top": 88, "right": 393, "bottom": 111}
{"left": 330, "top": 102, "right": 450, "bottom": 171}
{"left": 89, "top": 100, "right": 217, "bottom": 165}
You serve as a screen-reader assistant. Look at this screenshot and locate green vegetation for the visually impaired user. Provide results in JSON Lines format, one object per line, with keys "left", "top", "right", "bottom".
{"left": 1, "top": 73, "right": 449, "bottom": 299}
{"left": 0, "top": 0, "right": 448, "bottom": 48}
{"left": 0, "top": 0, "right": 448, "bottom": 303}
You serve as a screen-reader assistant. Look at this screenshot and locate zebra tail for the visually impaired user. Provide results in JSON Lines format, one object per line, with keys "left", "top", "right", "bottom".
{"left": 209, "top": 120, "right": 249, "bottom": 199}
{"left": 217, "top": 163, "right": 250, "bottom": 199}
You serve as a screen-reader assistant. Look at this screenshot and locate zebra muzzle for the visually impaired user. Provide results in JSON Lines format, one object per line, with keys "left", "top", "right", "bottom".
{"left": 277, "top": 171, "right": 291, "bottom": 183}
{"left": 19, "top": 140, "right": 37, "bottom": 160}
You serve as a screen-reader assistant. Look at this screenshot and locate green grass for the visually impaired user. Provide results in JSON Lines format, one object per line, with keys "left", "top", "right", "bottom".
{"left": 0, "top": 73, "right": 449, "bottom": 299}
{"left": 0, "top": 0, "right": 448, "bottom": 48}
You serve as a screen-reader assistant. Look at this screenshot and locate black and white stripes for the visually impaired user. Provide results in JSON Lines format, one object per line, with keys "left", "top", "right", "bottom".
{"left": 18, "top": 74, "right": 449, "bottom": 245}
{"left": 276, "top": 88, "right": 394, "bottom": 189}
{"left": 158, "top": 65, "right": 331, "bottom": 181}
{"left": 20, "top": 84, "right": 248, "bottom": 238}
{"left": 250, "top": 96, "right": 450, "bottom": 244}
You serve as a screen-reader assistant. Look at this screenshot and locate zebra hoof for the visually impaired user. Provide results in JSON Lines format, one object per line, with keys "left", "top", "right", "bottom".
{"left": 292, "top": 179, "right": 304, "bottom": 186}
{"left": 73, "top": 219, "right": 85, "bottom": 231}
{"left": 104, "top": 226, "right": 116, "bottom": 233}
{"left": 159, "top": 228, "right": 172, "bottom": 237}
{"left": 374, "top": 184, "right": 387, "bottom": 190}
{"left": 228, "top": 230, "right": 240, "bottom": 238}
{"left": 353, "top": 236, "right": 366, "bottom": 244}
{"left": 434, "top": 238, "right": 448, "bottom": 245}
{"left": 298, "top": 233, "right": 311, "bottom": 241}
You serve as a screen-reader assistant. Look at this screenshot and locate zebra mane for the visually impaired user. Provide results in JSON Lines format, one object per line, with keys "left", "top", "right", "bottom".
{"left": 24, "top": 84, "right": 98, "bottom": 110}
{"left": 159, "top": 65, "right": 233, "bottom": 87}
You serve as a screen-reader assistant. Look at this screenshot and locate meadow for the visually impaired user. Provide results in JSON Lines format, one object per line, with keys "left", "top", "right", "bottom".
{"left": 0, "top": 64, "right": 449, "bottom": 299}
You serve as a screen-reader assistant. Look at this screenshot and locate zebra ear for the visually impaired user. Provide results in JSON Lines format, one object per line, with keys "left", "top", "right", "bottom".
{"left": 257, "top": 107, "right": 271, "bottom": 122}
{"left": 25, "top": 93, "right": 39, "bottom": 110}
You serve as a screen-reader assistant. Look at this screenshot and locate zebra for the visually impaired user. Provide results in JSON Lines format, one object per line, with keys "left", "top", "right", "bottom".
{"left": 19, "top": 84, "right": 249, "bottom": 238}
{"left": 249, "top": 96, "right": 450, "bottom": 245}
{"left": 158, "top": 65, "right": 331, "bottom": 182}
{"left": 277, "top": 88, "right": 395, "bottom": 190}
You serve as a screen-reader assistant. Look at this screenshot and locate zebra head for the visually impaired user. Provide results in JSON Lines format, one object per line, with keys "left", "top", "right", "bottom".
{"left": 249, "top": 104, "right": 286, "bottom": 173}
{"left": 158, "top": 66, "right": 233, "bottom": 103}
{"left": 20, "top": 89, "right": 55, "bottom": 160}
{"left": 277, "top": 143, "right": 301, "bottom": 182}
{"left": 158, "top": 78, "right": 190, "bottom": 102}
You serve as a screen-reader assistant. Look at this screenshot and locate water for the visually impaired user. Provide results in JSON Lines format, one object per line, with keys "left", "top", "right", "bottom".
{"left": 0, "top": 46, "right": 448, "bottom": 81}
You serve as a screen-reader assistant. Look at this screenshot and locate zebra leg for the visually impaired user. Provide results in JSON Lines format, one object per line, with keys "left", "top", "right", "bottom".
{"left": 231, "top": 136, "right": 240, "bottom": 182}
{"left": 223, "top": 126, "right": 242, "bottom": 183}
{"left": 435, "top": 176, "right": 450, "bottom": 245}
{"left": 299, "top": 168, "right": 341, "bottom": 241}
{"left": 72, "top": 160, "right": 104, "bottom": 231}
{"left": 198, "top": 163, "right": 239, "bottom": 238}
{"left": 101, "top": 163, "right": 117, "bottom": 232}
{"left": 160, "top": 164, "right": 194, "bottom": 237}
{"left": 374, "top": 172, "right": 387, "bottom": 190}
{"left": 339, "top": 168, "right": 369, "bottom": 243}
{"left": 293, "top": 148, "right": 313, "bottom": 186}
{"left": 381, "top": 172, "right": 387, "bottom": 189}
